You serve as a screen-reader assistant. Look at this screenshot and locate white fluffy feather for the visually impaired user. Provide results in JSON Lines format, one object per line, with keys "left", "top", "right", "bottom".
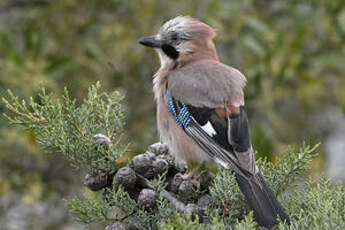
{"left": 156, "top": 49, "right": 173, "bottom": 67}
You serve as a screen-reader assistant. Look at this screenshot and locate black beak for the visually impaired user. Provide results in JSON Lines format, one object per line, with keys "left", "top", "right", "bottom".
{"left": 138, "top": 36, "right": 162, "bottom": 48}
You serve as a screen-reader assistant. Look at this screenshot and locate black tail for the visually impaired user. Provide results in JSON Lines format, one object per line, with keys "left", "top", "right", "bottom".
{"left": 236, "top": 172, "right": 290, "bottom": 227}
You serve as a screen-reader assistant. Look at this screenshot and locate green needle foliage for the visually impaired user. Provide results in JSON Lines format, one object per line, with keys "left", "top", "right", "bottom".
{"left": 161, "top": 174, "right": 345, "bottom": 230}
{"left": 2, "top": 82, "right": 127, "bottom": 174}
{"left": 2, "top": 83, "right": 345, "bottom": 229}
{"left": 206, "top": 143, "right": 320, "bottom": 227}
{"left": 259, "top": 143, "right": 321, "bottom": 196}
{"left": 279, "top": 178, "right": 345, "bottom": 230}
{"left": 64, "top": 187, "right": 137, "bottom": 224}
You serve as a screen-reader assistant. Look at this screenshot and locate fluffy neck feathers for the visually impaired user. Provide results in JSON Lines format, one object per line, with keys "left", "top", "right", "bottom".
{"left": 153, "top": 17, "right": 219, "bottom": 99}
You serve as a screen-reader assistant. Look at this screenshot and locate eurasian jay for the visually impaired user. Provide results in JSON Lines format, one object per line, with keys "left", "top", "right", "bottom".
{"left": 138, "top": 16, "right": 290, "bottom": 227}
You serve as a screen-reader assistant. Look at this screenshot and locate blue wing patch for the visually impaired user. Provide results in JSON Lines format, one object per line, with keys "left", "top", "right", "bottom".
{"left": 166, "top": 91, "right": 191, "bottom": 128}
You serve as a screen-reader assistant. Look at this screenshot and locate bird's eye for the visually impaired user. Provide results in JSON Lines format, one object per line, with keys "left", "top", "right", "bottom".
{"left": 171, "top": 33, "right": 178, "bottom": 41}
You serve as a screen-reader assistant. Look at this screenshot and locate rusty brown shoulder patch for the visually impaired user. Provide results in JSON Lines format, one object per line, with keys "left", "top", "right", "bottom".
{"left": 226, "top": 104, "right": 240, "bottom": 115}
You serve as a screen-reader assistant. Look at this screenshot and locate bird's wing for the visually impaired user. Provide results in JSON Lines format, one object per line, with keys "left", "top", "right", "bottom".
{"left": 167, "top": 61, "right": 258, "bottom": 179}
{"left": 168, "top": 60, "right": 247, "bottom": 108}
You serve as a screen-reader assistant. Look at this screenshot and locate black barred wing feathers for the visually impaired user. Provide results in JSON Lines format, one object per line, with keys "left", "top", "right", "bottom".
{"left": 166, "top": 91, "right": 252, "bottom": 178}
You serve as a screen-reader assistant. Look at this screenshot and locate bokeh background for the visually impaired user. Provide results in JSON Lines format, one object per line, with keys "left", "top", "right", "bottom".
{"left": 0, "top": 0, "right": 344, "bottom": 229}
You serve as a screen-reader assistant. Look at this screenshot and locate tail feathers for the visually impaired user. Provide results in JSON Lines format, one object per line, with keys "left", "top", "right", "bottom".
{"left": 236, "top": 172, "right": 290, "bottom": 227}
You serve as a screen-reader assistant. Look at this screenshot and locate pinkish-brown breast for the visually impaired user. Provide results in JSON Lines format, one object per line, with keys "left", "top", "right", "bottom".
{"left": 153, "top": 68, "right": 212, "bottom": 166}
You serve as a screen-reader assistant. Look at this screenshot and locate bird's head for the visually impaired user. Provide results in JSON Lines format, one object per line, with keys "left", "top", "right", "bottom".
{"left": 139, "top": 16, "right": 218, "bottom": 68}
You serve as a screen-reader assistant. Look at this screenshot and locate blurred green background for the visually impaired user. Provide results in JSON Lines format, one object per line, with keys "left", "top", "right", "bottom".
{"left": 0, "top": 0, "right": 344, "bottom": 229}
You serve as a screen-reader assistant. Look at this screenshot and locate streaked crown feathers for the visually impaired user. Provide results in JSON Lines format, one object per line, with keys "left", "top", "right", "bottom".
{"left": 158, "top": 16, "right": 216, "bottom": 42}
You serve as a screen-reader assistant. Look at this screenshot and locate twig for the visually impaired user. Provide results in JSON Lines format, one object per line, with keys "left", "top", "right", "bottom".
{"left": 136, "top": 174, "right": 186, "bottom": 212}
{"left": 161, "top": 190, "right": 186, "bottom": 212}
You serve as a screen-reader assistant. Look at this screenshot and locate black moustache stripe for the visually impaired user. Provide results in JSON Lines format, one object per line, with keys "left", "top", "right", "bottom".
{"left": 162, "top": 44, "right": 179, "bottom": 59}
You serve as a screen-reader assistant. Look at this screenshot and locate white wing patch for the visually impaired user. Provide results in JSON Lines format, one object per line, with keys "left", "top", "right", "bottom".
{"left": 201, "top": 121, "right": 217, "bottom": 137}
